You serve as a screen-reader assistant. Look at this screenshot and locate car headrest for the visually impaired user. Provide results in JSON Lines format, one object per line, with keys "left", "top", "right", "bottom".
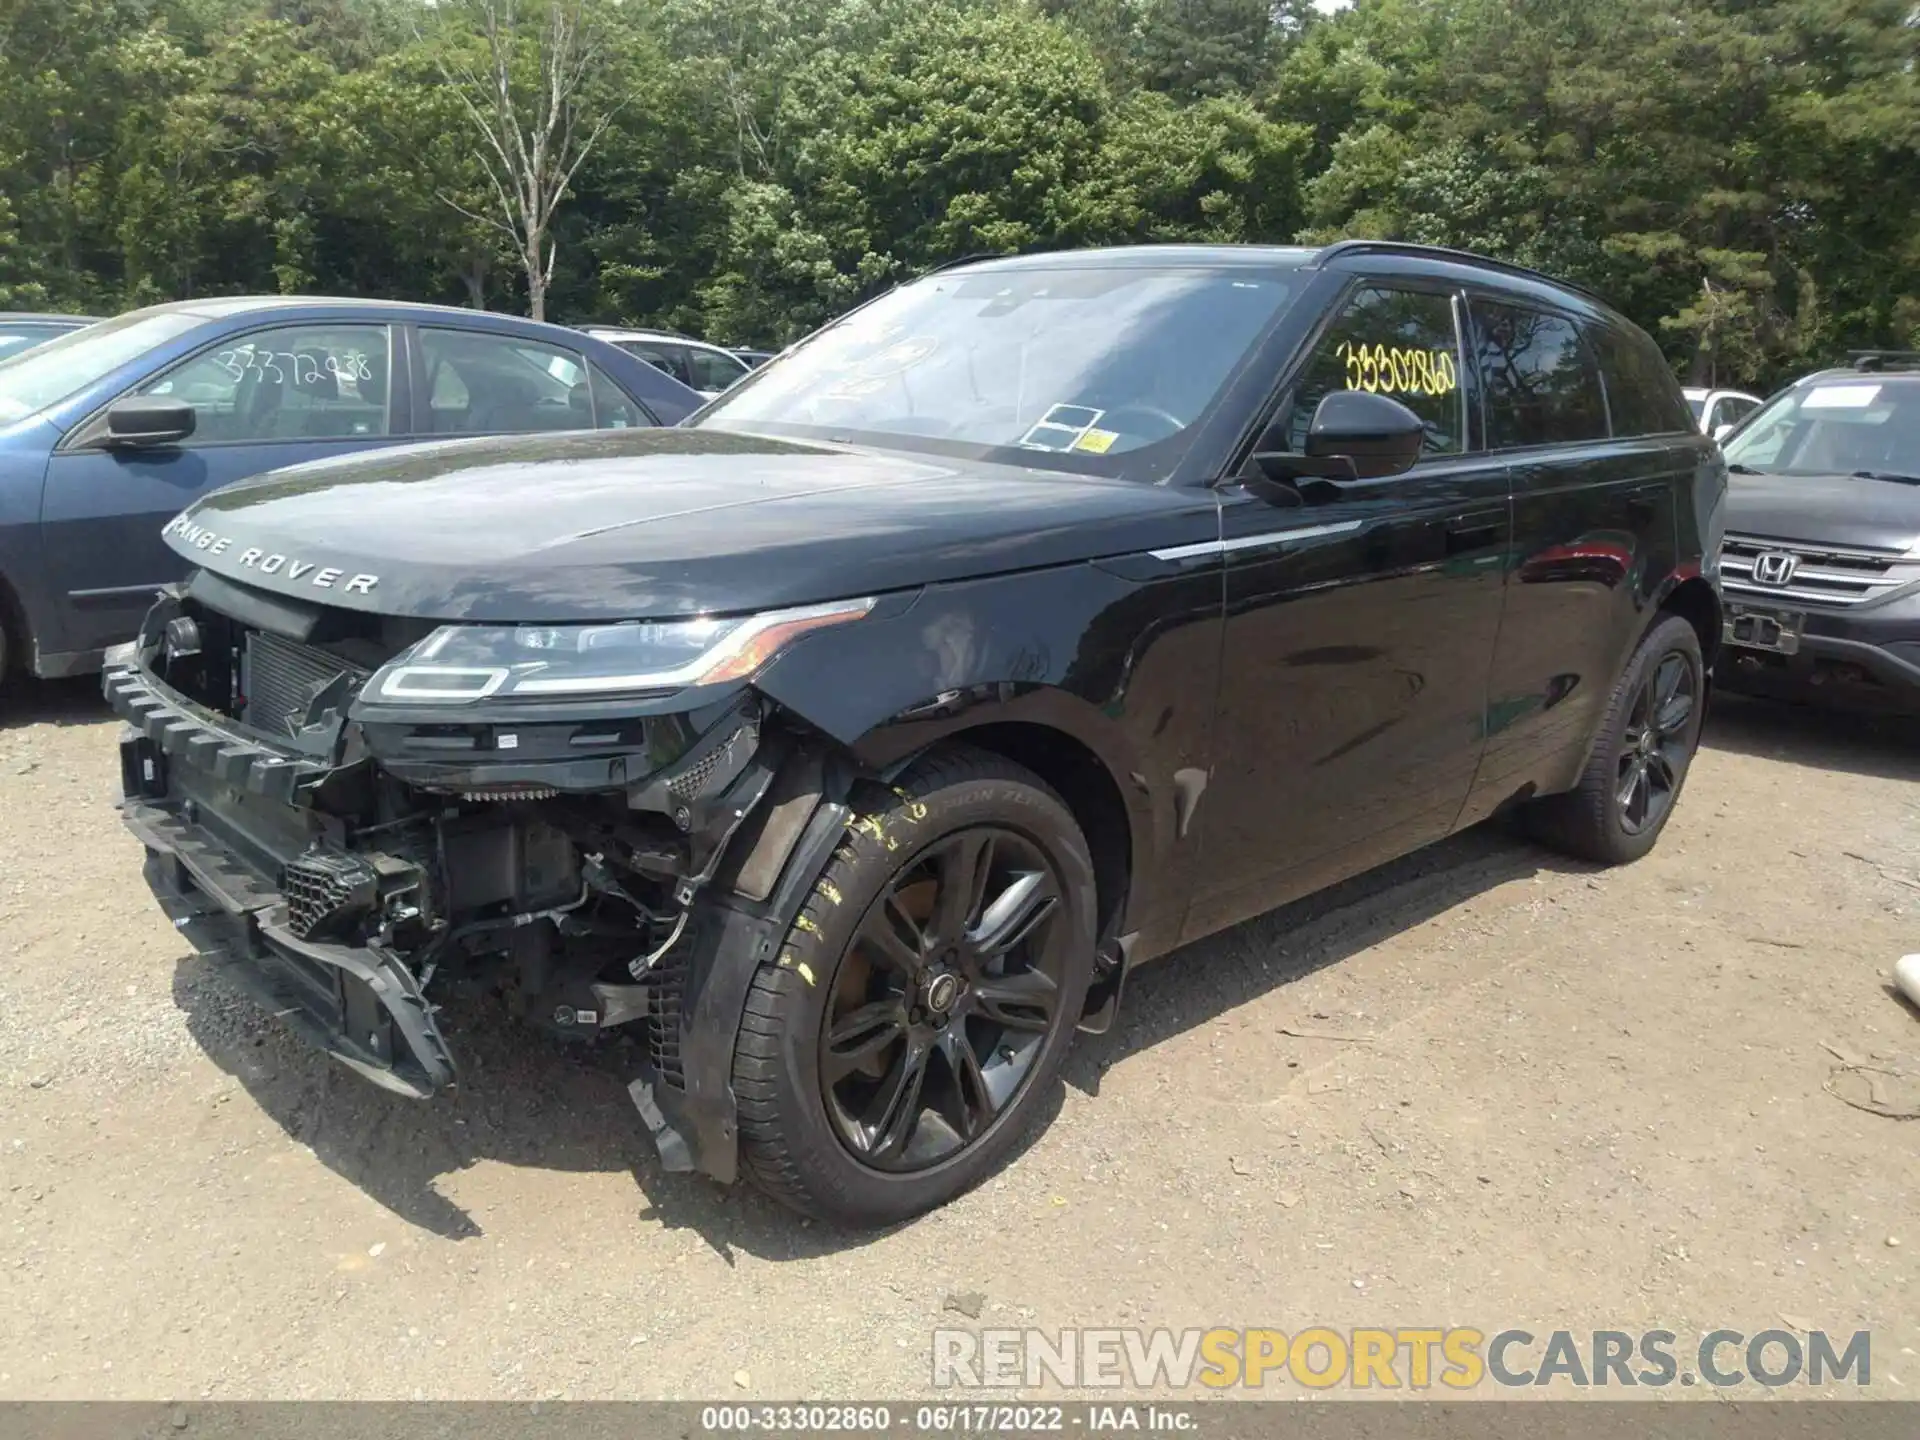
{"left": 292, "top": 351, "right": 341, "bottom": 400}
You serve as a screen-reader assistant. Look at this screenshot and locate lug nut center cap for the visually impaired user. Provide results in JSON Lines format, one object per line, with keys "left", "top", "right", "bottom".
{"left": 924, "top": 972, "right": 961, "bottom": 1014}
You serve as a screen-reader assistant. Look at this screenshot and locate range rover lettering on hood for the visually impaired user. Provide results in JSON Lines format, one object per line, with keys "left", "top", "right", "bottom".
{"left": 161, "top": 515, "right": 378, "bottom": 594}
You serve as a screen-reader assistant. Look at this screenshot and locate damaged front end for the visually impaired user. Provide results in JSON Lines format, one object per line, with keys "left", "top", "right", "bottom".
{"left": 107, "top": 572, "right": 876, "bottom": 1182}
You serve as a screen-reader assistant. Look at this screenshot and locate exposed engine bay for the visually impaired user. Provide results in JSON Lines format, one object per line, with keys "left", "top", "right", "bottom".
{"left": 107, "top": 570, "right": 851, "bottom": 1174}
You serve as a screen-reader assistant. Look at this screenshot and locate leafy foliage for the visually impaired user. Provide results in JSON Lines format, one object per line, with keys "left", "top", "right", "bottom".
{"left": 0, "top": 0, "right": 1911, "bottom": 384}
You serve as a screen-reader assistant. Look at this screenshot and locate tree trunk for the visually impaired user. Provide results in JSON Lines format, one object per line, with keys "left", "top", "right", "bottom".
{"left": 462, "top": 259, "right": 487, "bottom": 309}
{"left": 525, "top": 232, "right": 547, "bottom": 322}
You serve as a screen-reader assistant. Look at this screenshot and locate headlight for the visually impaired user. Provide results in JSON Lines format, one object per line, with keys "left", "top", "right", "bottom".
{"left": 366, "top": 596, "right": 875, "bottom": 703}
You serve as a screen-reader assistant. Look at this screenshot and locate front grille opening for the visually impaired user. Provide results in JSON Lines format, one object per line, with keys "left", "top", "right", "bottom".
{"left": 154, "top": 585, "right": 423, "bottom": 734}
{"left": 1721, "top": 533, "right": 1914, "bottom": 608}
{"left": 243, "top": 631, "right": 368, "bottom": 737}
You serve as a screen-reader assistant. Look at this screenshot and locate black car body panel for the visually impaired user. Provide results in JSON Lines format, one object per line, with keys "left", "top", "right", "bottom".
{"left": 106, "top": 242, "right": 1723, "bottom": 1195}
{"left": 168, "top": 428, "right": 1222, "bottom": 622}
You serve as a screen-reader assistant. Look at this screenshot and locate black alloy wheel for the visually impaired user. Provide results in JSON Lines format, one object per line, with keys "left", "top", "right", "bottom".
{"left": 820, "top": 826, "right": 1069, "bottom": 1171}
{"left": 1615, "top": 649, "right": 1698, "bottom": 836}
{"left": 731, "top": 745, "right": 1097, "bottom": 1226}
{"left": 1523, "top": 612, "right": 1706, "bottom": 866}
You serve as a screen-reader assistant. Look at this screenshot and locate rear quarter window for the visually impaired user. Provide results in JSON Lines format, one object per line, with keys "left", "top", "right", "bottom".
{"left": 1592, "top": 324, "right": 1694, "bottom": 437}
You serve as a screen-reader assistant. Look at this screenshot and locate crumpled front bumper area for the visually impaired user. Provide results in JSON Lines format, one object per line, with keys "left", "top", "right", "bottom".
{"left": 109, "top": 661, "right": 455, "bottom": 1097}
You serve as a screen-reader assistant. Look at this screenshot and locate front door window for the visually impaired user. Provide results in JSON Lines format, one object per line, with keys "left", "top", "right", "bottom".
{"left": 141, "top": 326, "right": 392, "bottom": 442}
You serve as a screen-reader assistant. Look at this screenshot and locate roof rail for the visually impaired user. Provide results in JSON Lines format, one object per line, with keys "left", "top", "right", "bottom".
{"left": 1847, "top": 349, "right": 1920, "bottom": 372}
{"left": 1313, "top": 240, "right": 1608, "bottom": 305}
{"left": 918, "top": 251, "right": 1010, "bottom": 277}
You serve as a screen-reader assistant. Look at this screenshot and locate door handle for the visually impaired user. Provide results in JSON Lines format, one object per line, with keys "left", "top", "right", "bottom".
{"left": 1625, "top": 483, "right": 1666, "bottom": 519}
{"left": 1444, "top": 513, "right": 1501, "bottom": 551}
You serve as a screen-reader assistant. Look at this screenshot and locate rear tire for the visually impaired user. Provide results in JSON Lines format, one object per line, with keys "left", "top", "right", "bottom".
{"left": 732, "top": 744, "right": 1096, "bottom": 1227}
{"left": 1525, "top": 613, "right": 1705, "bottom": 865}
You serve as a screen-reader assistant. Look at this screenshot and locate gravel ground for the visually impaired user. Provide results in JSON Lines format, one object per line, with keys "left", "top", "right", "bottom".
{"left": 0, "top": 678, "right": 1916, "bottom": 1401}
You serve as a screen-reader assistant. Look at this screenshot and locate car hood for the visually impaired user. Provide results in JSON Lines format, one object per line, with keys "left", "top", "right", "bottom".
{"left": 1727, "top": 470, "right": 1920, "bottom": 554}
{"left": 166, "top": 427, "right": 1219, "bottom": 622}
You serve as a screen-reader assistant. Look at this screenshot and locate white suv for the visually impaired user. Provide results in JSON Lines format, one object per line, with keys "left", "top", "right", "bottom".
{"left": 579, "top": 326, "right": 753, "bottom": 398}
{"left": 1683, "top": 386, "right": 1763, "bottom": 439}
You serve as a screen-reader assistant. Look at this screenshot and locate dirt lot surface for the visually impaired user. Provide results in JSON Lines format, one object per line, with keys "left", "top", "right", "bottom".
{"left": 1, "top": 680, "right": 1916, "bottom": 1402}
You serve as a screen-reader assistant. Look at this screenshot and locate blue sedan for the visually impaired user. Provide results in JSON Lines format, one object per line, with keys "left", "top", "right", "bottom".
{"left": 0, "top": 297, "right": 701, "bottom": 682}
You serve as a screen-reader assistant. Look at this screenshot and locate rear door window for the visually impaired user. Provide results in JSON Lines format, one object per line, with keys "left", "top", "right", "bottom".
{"left": 1472, "top": 301, "right": 1609, "bottom": 448}
{"left": 588, "top": 361, "right": 654, "bottom": 429}
{"left": 419, "top": 328, "right": 593, "bottom": 434}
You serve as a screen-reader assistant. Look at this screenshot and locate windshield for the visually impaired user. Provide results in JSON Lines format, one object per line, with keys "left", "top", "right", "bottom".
{"left": 1724, "top": 376, "right": 1920, "bottom": 480}
{"left": 0, "top": 311, "right": 203, "bottom": 423}
{"left": 697, "top": 263, "right": 1300, "bottom": 478}
{"left": 0, "top": 322, "right": 81, "bottom": 364}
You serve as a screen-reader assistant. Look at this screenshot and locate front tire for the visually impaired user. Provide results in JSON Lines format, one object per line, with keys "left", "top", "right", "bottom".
{"left": 1525, "top": 613, "right": 1705, "bottom": 865}
{"left": 732, "top": 745, "right": 1097, "bottom": 1227}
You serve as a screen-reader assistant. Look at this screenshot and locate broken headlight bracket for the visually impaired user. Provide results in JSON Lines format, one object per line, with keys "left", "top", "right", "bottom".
{"left": 613, "top": 694, "right": 786, "bottom": 978}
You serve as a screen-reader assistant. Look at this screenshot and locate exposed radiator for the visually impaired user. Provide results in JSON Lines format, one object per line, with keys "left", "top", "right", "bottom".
{"left": 242, "top": 631, "right": 364, "bottom": 737}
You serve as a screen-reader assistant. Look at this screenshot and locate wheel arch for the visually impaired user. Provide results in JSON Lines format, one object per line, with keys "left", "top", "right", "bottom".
{"left": 833, "top": 684, "right": 1159, "bottom": 950}
{"left": 926, "top": 719, "right": 1133, "bottom": 952}
{"left": 1657, "top": 574, "right": 1723, "bottom": 667}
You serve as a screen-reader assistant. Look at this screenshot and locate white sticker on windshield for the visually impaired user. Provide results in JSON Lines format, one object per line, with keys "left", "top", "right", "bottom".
{"left": 1019, "top": 403, "right": 1106, "bottom": 453}
{"left": 1803, "top": 384, "right": 1881, "bottom": 410}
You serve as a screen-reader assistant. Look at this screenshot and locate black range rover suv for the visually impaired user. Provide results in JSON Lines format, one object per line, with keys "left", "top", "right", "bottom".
{"left": 106, "top": 243, "right": 1724, "bottom": 1226}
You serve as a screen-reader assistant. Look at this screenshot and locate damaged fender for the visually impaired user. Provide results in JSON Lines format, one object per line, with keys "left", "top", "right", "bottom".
{"left": 647, "top": 564, "right": 1216, "bottom": 1182}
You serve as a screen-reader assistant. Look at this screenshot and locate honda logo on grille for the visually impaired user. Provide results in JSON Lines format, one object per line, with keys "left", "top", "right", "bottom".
{"left": 1752, "top": 551, "right": 1799, "bottom": 586}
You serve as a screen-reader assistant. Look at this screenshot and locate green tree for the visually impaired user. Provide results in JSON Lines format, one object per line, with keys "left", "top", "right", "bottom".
{"left": 422, "top": 0, "right": 630, "bottom": 319}
{"left": 1137, "top": 0, "right": 1272, "bottom": 99}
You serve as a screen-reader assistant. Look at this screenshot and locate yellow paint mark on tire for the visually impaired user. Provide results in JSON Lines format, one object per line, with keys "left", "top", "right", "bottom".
{"left": 797, "top": 962, "right": 816, "bottom": 987}
{"left": 817, "top": 880, "right": 843, "bottom": 906}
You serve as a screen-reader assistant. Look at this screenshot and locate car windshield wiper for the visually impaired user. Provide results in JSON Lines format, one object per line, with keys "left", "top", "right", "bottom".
{"left": 1852, "top": 469, "right": 1920, "bottom": 485}
{"left": 1727, "top": 462, "right": 1767, "bottom": 475}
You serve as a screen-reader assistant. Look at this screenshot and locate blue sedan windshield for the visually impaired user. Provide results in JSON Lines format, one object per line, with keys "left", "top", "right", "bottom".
{"left": 0, "top": 312, "right": 202, "bottom": 423}
{"left": 0, "top": 322, "right": 80, "bottom": 364}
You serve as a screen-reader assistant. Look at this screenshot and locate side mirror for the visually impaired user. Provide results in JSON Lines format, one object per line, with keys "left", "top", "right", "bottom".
{"left": 104, "top": 396, "right": 196, "bottom": 448}
{"left": 1712, "top": 422, "right": 1733, "bottom": 442}
{"left": 1304, "top": 390, "right": 1427, "bottom": 478}
{"left": 1248, "top": 389, "right": 1428, "bottom": 494}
